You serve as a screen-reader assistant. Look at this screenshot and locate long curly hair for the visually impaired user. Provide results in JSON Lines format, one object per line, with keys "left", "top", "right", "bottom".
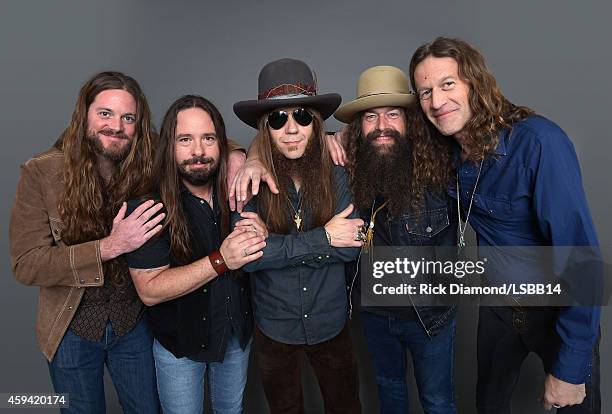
{"left": 254, "top": 110, "right": 336, "bottom": 234}
{"left": 409, "top": 37, "right": 534, "bottom": 161}
{"left": 345, "top": 104, "right": 454, "bottom": 213}
{"left": 57, "top": 71, "right": 157, "bottom": 284}
{"left": 156, "top": 95, "right": 230, "bottom": 265}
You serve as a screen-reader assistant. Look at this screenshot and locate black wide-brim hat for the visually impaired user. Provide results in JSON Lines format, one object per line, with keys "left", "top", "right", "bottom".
{"left": 233, "top": 58, "right": 341, "bottom": 129}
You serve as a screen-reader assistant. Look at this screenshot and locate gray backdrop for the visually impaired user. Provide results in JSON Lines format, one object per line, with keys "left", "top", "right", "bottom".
{"left": 1, "top": 1, "right": 610, "bottom": 413}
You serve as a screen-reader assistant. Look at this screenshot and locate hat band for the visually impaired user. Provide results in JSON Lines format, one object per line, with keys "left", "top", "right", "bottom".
{"left": 357, "top": 91, "right": 412, "bottom": 99}
{"left": 259, "top": 83, "right": 316, "bottom": 100}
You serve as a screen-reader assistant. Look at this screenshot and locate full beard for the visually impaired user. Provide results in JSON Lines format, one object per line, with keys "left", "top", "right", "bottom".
{"left": 86, "top": 128, "right": 134, "bottom": 162}
{"left": 352, "top": 128, "right": 414, "bottom": 217}
{"left": 178, "top": 155, "right": 219, "bottom": 186}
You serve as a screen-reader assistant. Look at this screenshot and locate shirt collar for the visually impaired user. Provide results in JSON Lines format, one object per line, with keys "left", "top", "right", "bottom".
{"left": 494, "top": 127, "right": 511, "bottom": 156}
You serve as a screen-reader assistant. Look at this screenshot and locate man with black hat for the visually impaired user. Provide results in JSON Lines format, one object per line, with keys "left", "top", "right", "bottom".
{"left": 232, "top": 58, "right": 363, "bottom": 414}
{"left": 232, "top": 65, "right": 459, "bottom": 414}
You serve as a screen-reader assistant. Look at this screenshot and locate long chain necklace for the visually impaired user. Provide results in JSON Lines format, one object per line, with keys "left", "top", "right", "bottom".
{"left": 286, "top": 194, "right": 303, "bottom": 231}
{"left": 456, "top": 157, "right": 484, "bottom": 248}
{"left": 363, "top": 200, "right": 388, "bottom": 253}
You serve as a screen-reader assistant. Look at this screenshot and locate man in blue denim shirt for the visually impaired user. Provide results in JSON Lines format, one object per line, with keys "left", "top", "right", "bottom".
{"left": 334, "top": 65, "right": 458, "bottom": 414}
{"left": 232, "top": 58, "right": 363, "bottom": 413}
{"left": 410, "top": 37, "right": 601, "bottom": 413}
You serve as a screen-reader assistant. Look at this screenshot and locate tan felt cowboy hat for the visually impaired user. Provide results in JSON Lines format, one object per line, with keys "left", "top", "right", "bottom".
{"left": 233, "top": 58, "right": 341, "bottom": 129}
{"left": 334, "top": 65, "right": 416, "bottom": 124}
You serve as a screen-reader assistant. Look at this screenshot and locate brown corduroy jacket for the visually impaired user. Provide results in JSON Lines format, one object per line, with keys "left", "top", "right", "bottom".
{"left": 9, "top": 147, "right": 105, "bottom": 361}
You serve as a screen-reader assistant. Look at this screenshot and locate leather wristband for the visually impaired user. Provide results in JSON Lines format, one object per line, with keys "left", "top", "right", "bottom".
{"left": 209, "top": 250, "right": 228, "bottom": 275}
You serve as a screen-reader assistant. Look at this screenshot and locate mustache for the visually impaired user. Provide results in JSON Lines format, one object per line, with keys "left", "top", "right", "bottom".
{"left": 365, "top": 128, "right": 401, "bottom": 141}
{"left": 98, "top": 128, "right": 129, "bottom": 140}
{"left": 181, "top": 155, "right": 214, "bottom": 166}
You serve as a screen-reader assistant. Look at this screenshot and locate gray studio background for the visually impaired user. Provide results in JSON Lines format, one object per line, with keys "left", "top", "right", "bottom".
{"left": 2, "top": 1, "right": 610, "bottom": 413}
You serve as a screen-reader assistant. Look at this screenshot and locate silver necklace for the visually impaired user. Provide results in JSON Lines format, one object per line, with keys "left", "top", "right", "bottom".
{"left": 456, "top": 158, "right": 484, "bottom": 248}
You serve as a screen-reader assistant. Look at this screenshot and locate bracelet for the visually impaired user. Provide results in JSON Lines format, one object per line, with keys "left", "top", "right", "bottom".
{"left": 209, "top": 250, "right": 229, "bottom": 275}
{"left": 324, "top": 228, "right": 332, "bottom": 246}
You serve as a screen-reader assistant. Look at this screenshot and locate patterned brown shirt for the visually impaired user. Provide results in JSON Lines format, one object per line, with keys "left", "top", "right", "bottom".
{"left": 69, "top": 268, "right": 143, "bottom": 341}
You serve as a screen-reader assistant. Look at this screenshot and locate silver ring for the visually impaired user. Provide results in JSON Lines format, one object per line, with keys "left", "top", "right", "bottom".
{"left": 355, "top": 225, "right": 367, "bottom": 242}
{"left": 552, "top": 403, "right": 561, "bottom": 409}
{"left": 243, "top": 248, "right": 248, "bottom": 257}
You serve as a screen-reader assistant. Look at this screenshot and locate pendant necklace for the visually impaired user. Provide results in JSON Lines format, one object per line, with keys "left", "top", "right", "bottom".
{"left": 286, "top": 194, "right": 303, "bottom": 231}
{"left": 456, "top": 157, "right": 484, "bottom": 249}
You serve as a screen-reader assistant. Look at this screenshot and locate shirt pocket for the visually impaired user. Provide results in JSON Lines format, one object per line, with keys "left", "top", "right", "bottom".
{"left": 392, "top": 207, "right": 450, "bottom": 246}
{"left": 49, "top": 217, "right": 63, "bottom": 243}
{"left": 473, "top": 194, "right": 512, "bottom": 219}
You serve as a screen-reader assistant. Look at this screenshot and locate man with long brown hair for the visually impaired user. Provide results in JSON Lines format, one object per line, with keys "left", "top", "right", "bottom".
{"left": 9, "top": 71, "right": 164, "bottom": 413}
{"left": 232, "top": 58, "right": 363, "bottom": 413}
{"left": 410, "top": 37, "right": 601, "bottom": 413}
{"left": 125, "top": 95, "right": 264, "bottom": 414}
{"left": 332, "top": 65, "right": 458, "bottom": 414}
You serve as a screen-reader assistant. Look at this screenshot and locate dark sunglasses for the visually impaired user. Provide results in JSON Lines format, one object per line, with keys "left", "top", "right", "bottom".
{"left": 267, "top": 108, "right": 313, "bottom": 130}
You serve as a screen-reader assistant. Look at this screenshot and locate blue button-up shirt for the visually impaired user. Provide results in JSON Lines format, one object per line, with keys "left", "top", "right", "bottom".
{"left": 449, "top": 115, "right": 600, "bottom": 384}
{"left": 233, "top": 166, "right": 360, "bottom": 345}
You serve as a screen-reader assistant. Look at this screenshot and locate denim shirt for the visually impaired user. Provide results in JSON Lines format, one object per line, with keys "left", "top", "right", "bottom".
{"left": 352, "top": 190, "right": 458, "bottom": 337}
{"left": 449, "top": 115, "right": 600, "bottom": 384}
{"left": 233, "top": 166, "right": 360, "bottom": 345}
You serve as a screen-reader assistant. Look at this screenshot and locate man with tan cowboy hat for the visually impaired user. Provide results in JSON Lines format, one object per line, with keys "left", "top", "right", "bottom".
{"left": 232, "top": 58, "right": 363, "bottom": 414}
{"left": 334, "top": 65, "right": 458, "bottom": 414}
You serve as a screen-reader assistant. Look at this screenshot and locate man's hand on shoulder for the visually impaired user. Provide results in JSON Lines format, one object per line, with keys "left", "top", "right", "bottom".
{"left": 326, "top": 129, "right": 347, "bottom": 166}
{"left": 100, "top": 200, "right": 165, "bottom": 261}
{"left": 229, "top": 159, "right": 279, "bottom": 212}
{"left": 540, "top": 373, "right": 586, "bottom": 410}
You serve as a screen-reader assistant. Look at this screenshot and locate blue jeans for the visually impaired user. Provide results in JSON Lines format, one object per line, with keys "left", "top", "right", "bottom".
{"left": 153, "top": 332, "right": 251, "bottom": 414}
{"left": 48, "top": 317, "right": 159, "bottom": 414}
{"left": 361, "top": 311, "right": 456, "bottom": 414}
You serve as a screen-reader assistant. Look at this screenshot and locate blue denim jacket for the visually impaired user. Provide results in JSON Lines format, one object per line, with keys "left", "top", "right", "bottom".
{"left": 350, "top": 190, "right": 458, "bottom": 337}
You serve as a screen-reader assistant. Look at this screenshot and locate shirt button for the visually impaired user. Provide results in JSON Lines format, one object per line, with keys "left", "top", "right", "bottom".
{"left": 303, "top": 287, "right": 307, "bottom": 291}
{"left": 227, "top": 296, "right": 231, "bottom": 301}
{"left": 67, "top": 306, "right": 72, "bottom": 310}
{"left": 304, "top": 314, "right": 308, "bottom": 318}
{"left": 318, "top": 256, "right": 322, "bottom": 260}
{"left": 95, "top": 277, "right": 100, "bottom": 281}
{"left": 202, "top": 315, "right": 207, "bottom": 321}
{"left": 425, "top": 226, "right": 432, "bottom": 233}
{"left": 203, "top": 288, "right": 208, "bottom": 293}
{"left": 302, "top": 261, "right": 306, "bottom": 264}
{"left": 201, "top": 344, "right": 206, "bottom": 348}
{"left": 326, "top": 255, "right": 330, "bottom": 259}
{"left": 80, "top": 279, "right": 85, "bottom": 284}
